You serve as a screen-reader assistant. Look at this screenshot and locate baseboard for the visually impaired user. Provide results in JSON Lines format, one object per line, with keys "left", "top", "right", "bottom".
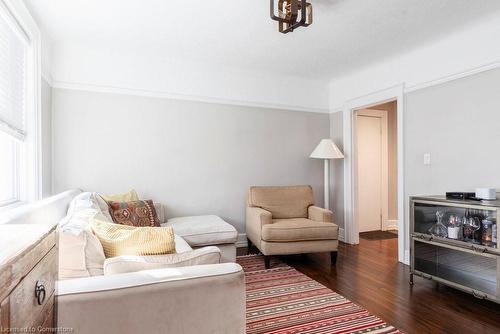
{"left": 383, "top": 220, "right": 398, "bottom": 231}
{"left": 236, "top": 233, "right": 248, "bottom": 248}
{"left": 338, "top": 228, "right": 345, "bottom": 242}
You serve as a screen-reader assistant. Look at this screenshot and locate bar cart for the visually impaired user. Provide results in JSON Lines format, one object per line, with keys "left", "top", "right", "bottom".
{"left": 410, "top": 195, "right": 499, "bottom": 303}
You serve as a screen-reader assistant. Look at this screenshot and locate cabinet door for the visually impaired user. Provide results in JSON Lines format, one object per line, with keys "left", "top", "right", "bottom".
{"left": 413, "top": 201, "right": 498, "bottom": 249}
{"left": 414, "top": 240, "right": 498, "bottom": 298}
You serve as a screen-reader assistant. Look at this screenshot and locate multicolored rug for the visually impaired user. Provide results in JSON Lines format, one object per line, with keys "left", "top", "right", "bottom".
{"left": 237, "top": 255, "right": 401, "bottom": 334}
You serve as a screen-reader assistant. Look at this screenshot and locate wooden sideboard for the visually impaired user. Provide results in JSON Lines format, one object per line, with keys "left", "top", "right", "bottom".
{"left": 0, "top": 223, "right": 58, "bottom": 332}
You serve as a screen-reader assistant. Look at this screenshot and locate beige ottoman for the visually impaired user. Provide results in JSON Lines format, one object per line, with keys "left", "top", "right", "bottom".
{"left": 163, "top": 215, "right": 238, "bottom": 263}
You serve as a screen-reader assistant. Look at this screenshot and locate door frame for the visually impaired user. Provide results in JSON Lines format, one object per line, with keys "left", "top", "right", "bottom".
{"left": 354, "top": 109, "right": 389, "bottom": 233}
{"left": 342, "top": 84, "right": 407, "bottom": 264}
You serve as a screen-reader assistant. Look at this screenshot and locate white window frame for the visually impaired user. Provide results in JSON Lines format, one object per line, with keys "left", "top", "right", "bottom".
{"left": 0, "top": 0, "right": 42, "bottom": 209}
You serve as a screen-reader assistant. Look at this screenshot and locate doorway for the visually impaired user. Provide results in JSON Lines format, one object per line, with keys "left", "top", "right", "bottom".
{"left": 354, "top": 102, "right": 398, "bottom": 239}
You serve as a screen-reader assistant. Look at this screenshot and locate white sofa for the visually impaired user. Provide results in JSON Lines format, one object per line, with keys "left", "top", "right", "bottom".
{"left": 2, "top": 190, "right": 246, "bottom": 334}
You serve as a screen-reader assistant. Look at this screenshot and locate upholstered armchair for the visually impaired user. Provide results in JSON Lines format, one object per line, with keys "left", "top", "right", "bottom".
{"left": 246, "top": 185, "right": 339, "bottom": 268}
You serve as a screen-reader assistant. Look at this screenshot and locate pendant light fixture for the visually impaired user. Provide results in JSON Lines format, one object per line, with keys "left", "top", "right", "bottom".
{"left": 270, "top": 0, "right": 313, "bottom": 34}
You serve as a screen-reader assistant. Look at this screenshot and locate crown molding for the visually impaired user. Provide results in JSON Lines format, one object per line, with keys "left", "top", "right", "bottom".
{"left": 329, "top": 60, "right": 500, "bottom": 112}
{"left": 405, "top": 60, "right": 500, "bottom": 93}
{"left": 50, "top": 80, "right": 329, "bottom": 114}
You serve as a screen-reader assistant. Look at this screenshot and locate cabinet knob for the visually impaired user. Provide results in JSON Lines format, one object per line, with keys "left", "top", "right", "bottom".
{"left": 35, "top": 281, "right": 46, "bottom": 305}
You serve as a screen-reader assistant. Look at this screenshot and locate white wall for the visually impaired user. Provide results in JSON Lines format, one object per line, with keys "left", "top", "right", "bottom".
{"left": 405, "top": 68, "right": 500, "bottom": 197}
{"left": 52, "top": 88, "right": 330, "bottom": 232}
{"left": 328, "top": 11, "right": 500, "bottom": 109}
{"left": 330, "top": 65, "right": 500, "bottom": 260}
{"left": 328, "top": 11, "right": 500, "bottom": 257}
{"left": 50, "top": 43, "right": 329, "bottom": 113}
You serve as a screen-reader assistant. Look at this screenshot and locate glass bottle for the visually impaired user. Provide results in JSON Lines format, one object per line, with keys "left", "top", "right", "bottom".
{"left": 481, "top": 218, "right": 494, "bottom": 247}
{"left": 428, "top": 210, "right": 447, "bottom": 238}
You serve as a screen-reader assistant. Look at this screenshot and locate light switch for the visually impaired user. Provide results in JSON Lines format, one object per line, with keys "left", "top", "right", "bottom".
{"left": 423, "top": 153, "right": 431, "bottom": 165}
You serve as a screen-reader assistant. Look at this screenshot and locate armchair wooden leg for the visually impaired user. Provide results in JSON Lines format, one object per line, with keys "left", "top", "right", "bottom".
{"left": 264, "top": 256, "right": 271, "bottom": 269}
{"left": 331, "top": 251, "right": 338, "bottom": 265}
{"left": 247, "top": 239, "right": 253, "bottom": 255}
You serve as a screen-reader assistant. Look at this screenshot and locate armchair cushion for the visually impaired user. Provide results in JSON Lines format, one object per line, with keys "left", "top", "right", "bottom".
{"left": 103, "top": 246, "right": 221, "bottom": 275}
{"left": 248, "top": 185, "right": 314, "bottom": 219}
{"left": 262, "top": 218, "right": 338, "bottom": 242}
{"left": 308, "top": 206, "right": 334, "bottom": 223}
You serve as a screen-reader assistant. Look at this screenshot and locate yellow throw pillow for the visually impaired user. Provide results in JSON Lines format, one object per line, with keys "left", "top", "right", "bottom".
{"left": 91, "top": 219, "right": 175, "bottom": 258}
{"left": 100, "top": 189, "right": 139, "bottom": 203}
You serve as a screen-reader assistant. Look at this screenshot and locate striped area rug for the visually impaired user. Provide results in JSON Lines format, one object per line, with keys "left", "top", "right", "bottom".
{"left": 237, "top": 255, "right": 401, "bottom": 334}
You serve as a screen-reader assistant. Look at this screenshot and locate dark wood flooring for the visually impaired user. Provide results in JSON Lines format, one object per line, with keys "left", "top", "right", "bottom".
{"left": 238, "top": 238, "right": 500, "bottom": 334}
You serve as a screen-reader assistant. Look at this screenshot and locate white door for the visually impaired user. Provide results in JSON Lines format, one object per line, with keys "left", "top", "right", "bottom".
{"left": 356, "top": 113, "right": 383, "bottom": 232}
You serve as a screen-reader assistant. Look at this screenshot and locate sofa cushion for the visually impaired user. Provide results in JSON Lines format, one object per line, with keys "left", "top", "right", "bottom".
{"left": 109, "top": 200, "right": 160, "bottom": 227}
{"left": 103, "top": 246, "right": 221, "bottom": 275}
{"left": 174, "top": 234, "right": 192, "bottom": 253}
{"left": 262, "top": 218, "right": 338, "bottom": 242}
{"left": 248, "top": 185, "right": 314, "bottom": 219}
{"left": 164, "top": 215, "right": 238, "bottom": 246}
{"left": 91, "top": 219, "right": 176, "bottom": 257}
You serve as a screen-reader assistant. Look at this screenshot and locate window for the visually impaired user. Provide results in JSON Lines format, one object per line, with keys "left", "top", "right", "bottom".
{"left": 0, "top": 1, "right": 40, "bottom": 207}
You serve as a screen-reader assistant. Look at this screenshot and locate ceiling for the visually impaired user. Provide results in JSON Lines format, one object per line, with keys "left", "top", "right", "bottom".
{"left": 25, "top": 0, "right": 500, "bottom": 81}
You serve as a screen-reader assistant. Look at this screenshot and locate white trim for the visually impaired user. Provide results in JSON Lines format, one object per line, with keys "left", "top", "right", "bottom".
{"left": 338, "top": 228, "right": 345, "bottom": 242}
{"left": 330, "top": 61, "right": 500, "bottom": 112}
{"left": 405, "top": 60, "right": 500, "bottom": 93}
{"left": 236, "top": 233, "right": 248, "bottom": 248}
{"left": 342, "top": 84, "right": 406, "bottom": 264}
{"left": 51, "top": 80, "right": 330, "bottom": 114}
{"left": 41, "top": 72, "right": 53, "bottom": 87}
{"left": 383, "top": 220, "right": 398, "bottom": 231}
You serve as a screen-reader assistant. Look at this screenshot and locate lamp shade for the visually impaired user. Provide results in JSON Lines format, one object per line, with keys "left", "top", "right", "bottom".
{"left": 310, "top": 139, "right": 344, "bottom": 159}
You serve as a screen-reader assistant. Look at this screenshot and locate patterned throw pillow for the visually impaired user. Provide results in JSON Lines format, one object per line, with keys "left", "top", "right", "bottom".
{"left": 109, "top": 200, "right": 160, "bottom": 227}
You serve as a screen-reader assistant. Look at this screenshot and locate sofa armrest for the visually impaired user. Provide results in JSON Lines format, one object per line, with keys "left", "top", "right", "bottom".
{"left": 57, "top": 263, "right": 245, "bottom": 334}
{"left": 308, "top": 205, "right": 334, "bottom": 223}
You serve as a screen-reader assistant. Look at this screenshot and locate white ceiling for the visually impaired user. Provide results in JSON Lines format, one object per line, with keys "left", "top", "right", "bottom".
{"left": 25, "top": 0, "right": 500, "bottom": 81}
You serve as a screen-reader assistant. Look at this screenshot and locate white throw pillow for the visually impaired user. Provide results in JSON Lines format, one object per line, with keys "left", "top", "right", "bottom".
{"left": 59, "top": 192, "right": 111, "bottom": 280}
{"left": 103, "top": 246, "right": 221, "bottom": 275}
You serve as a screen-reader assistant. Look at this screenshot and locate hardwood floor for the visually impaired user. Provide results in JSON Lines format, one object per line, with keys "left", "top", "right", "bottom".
{"left": 238, "top": 238, "right": 500, "bottom": 334}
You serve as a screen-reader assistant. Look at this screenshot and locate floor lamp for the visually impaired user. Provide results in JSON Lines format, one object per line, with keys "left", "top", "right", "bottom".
{"left": 310, "top": 139, "right": 344, "bottom": 210}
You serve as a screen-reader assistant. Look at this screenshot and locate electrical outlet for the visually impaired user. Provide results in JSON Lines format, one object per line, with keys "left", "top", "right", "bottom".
{"left": 423, "top": 153, "right": 431, "bottom": 165}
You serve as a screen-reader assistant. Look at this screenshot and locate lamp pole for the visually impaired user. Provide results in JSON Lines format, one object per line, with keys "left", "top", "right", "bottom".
{"left": 324, "top": 159, "right": 330, "bottom": 210}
